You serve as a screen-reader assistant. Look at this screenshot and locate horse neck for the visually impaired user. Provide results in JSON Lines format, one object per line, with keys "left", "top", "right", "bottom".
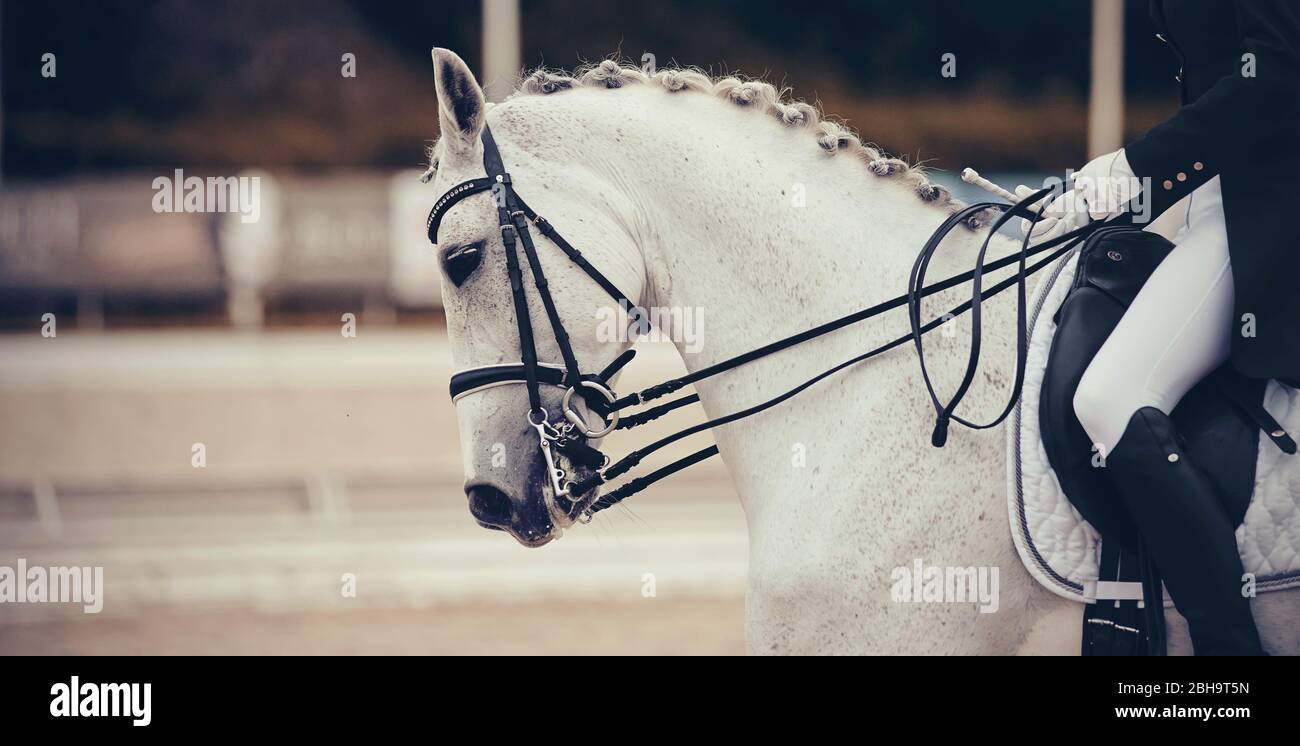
{"left": 624, "top": 96, "right": 1006, "bottom": 387}
{"left": 518, "top": 88, "right": 1046, "bottom": 651}
{"left": 619, "top": 90, "right": 1027, "bottom": 530}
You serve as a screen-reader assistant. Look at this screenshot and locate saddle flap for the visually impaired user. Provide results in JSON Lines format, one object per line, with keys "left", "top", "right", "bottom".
{"left": 1040, "top": 228, "right": 1261, "bottom": 539}
{"left": 1072, "top": 228, "right": 1175, "bottom": 307}
{"left": 1009, "top": 244, "right": 1300, "bottom": 606}
{"left": 1039, "top": 284, "right": 1138, "bottom": 543}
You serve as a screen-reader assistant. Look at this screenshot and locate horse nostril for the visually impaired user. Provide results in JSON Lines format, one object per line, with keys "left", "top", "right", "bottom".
{"left": 466, "top": 484, "right": 512, "bottom": 528}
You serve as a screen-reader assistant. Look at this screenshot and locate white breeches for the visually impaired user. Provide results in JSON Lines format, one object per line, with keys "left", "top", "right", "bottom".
{"left": 1074, "top": 176, "right": 1233, "bottom": 454}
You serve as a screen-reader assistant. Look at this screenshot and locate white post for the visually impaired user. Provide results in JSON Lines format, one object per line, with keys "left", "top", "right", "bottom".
{"left": 219, "top": 169, "right": 280, "bottom": 330}
{"left": 1087, "top": 0, "right": 1125, "bottom": 159}
{"left": 33, "top": 476, "right": 62, "bottom": 537}
{"left": 388, "top": 171, "right": 444, "bottom": 308}
{"left": 481, "top": 0, "right": 522, "bottom": 103}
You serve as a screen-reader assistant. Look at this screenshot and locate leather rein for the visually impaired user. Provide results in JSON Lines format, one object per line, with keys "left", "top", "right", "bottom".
{"left": 428, "top": 124, "right": 1129, "bottom": 522}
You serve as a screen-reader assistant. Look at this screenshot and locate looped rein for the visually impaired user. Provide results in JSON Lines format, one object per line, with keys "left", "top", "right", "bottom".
{"left": 908, "top": 188, "right": 1051, "bottom": 447}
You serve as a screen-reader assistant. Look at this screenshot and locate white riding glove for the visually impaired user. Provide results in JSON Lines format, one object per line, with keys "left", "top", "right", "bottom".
{"left": 1018, "top": 149, "right": 1140, "bottom": 242}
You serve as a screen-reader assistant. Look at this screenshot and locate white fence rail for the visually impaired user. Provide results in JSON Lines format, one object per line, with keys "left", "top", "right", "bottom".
{"left": 0, "top": 171, "right": 444, "bottom": 324}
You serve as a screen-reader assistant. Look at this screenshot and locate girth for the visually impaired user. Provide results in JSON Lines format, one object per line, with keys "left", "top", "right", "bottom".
{"left": 429, "top": 124, "right": 1133, "bottom": 522}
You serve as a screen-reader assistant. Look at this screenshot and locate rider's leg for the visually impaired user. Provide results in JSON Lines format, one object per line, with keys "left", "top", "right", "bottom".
{"left": 1072, "top": 177, "right": 1263, "bottom": 655}
{"left": 1073, "top": 177, "right": 1232, "bottom": 454}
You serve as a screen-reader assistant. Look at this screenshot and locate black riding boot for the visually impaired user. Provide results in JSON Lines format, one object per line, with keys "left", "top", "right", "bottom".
{"left": 1106, "top": 407, "right": 1264, "bottom": 655}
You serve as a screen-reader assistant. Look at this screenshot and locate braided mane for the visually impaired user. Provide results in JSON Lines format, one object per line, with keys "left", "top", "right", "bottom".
{"left": 430, "top": 58, "right": 988, "bottom": 229}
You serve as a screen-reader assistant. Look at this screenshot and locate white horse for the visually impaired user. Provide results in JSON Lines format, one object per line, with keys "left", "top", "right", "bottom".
{"left": 427, "top": 49, "right": 1300, "bottom": 655}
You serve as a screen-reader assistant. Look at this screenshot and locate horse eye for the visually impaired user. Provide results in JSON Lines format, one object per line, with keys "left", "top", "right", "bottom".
{"left": 441, "top": 241, "right": 484, "bottom": 287}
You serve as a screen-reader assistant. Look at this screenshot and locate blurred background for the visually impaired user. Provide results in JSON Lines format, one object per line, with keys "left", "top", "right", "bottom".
{"left": 1, "top": 0, "right": 1176, "bottom": 654}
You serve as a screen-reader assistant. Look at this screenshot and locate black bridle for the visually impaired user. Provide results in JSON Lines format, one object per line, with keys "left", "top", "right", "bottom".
{"left": 429, "top": 124, "right": 1127, "bottom": 521}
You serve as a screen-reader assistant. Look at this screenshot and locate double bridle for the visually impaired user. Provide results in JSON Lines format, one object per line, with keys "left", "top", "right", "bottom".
{"left": 428, "top": 124, "right": 1128, "bottom": 523}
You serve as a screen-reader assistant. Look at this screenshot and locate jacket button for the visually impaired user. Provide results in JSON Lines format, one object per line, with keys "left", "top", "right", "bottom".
{"left": 1193, "top": 161, "right": 1204, "bottom": 171}
{"left": 1163, "top": 180, "right": 1174, "bottom": 190}
{"left": 1177, "top": 172, "right": 1187, "bottom": 182}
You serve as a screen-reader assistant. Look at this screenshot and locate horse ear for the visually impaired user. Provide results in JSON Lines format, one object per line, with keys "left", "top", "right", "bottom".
{"left": 432, "top": 48, "right": 486, "bottom": 154}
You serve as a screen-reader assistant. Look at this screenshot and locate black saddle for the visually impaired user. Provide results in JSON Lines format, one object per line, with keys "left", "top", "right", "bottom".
{"left": 1037, "top": 227, "right": 1296, "bottom": 655}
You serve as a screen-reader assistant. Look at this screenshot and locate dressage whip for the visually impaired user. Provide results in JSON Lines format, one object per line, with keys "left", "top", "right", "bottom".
{"left": 961, "top": 168, "right": 1021, "bottom": 203}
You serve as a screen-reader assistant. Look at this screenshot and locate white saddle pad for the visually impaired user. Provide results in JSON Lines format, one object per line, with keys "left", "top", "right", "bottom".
{"left": 1007, "top": 249, "right": 1300, "bottom": 602}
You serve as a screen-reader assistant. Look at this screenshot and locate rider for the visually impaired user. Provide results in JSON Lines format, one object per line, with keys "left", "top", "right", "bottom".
{"left": 1022, "top": 1, "right": 1300, "bottom": 655}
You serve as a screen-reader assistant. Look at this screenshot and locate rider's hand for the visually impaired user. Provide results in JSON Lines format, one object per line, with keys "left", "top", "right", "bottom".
{"left": 1018, "top": 149, "right": 1139, "bottom": 241}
